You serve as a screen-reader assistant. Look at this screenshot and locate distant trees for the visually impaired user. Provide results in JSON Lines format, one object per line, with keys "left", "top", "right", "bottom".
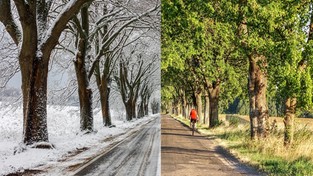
{"left": 151, "top": 98, "right": 160, "bottom": 114}
{"left": 115, "top": 50, "right": 158, "bottom": 120}
{"left": 137, "top": 79, "right": 154, "bottom": 118}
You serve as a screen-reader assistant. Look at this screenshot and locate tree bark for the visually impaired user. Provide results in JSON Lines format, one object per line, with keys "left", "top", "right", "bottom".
{"left": 96, "top": 73, "right": 112, "bottom": 126}
{"left": 74, "top": 6, "right": 93, "bottom": 132}
{"left": 284, "top": 97, "right": 296, "bottom": 147}
{"left": 23, "top": 56, "right": 49, "bottom": 145}
{"left": 176, "top": 100, "right": 181, "bottom": 116}
{"left": 124, "top": 95, "right": 137, "bottom": 120}
{"left": 208, "top": 81, "right": 220, "bottom": 127}
{"left": 182, "top": 94, "right": 187, "bottom": 118}
{"left": 0, "top": 0, "right": 21, "bottom": 45}
{"left": 204, "top": 95, "right": 210, "bottom": 125}
{"left": 248, "top": 54, "right": 269, "bottom": 139}
{"left": 125, "top": 101, "right": 133, "bottom": 121}
{"left": 74, "top": 57, "right": 93, "bottom": 132}
{"left": 132, "top": 99, "right": 137, "bottom": 119}
{"left": 248, "top": 57, "right": 258, "bottom": 140}
{"left": 144, "top": 98, "right": 149, "bottom": 116}
{"left": 138, "top": 102, "right": 144, "bottom": 118}
{"left": 195, "top": 90, "right": 202, "bottom": 123}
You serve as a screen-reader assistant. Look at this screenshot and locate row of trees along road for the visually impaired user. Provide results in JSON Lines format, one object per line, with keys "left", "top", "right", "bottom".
{"left": 0, "top": 0, "right": 160, "bottom": 148}
{"left": 162, "top": 0, "right": 313, "bottom": 147}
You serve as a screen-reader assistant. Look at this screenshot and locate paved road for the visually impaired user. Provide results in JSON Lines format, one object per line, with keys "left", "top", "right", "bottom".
{"left": 161, "top": 115, "right": 263, "bottom": 176}
{"left": 74, "top": 117, "right": 160, "bottom": 176}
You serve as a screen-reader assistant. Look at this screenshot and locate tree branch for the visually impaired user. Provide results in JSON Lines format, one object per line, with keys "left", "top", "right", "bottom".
{"left": 0, "top": 0, "right": 21, "bottom": 45}
{"left": 42, "top": 0, "right": 93, "bottom": 59}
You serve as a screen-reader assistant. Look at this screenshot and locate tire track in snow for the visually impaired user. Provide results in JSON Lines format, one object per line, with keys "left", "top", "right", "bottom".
{"left": 73, "top": 116, "right": 160, "bottom": 176}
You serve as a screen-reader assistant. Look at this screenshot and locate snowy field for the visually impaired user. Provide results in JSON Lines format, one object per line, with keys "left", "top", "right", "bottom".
{"left": 0, "top": 103, "right": 158, "bottom": 175}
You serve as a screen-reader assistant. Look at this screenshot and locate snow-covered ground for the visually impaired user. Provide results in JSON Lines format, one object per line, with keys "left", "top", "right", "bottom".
{"left": 0, "top": 103, "right": 158, "bottom": 175}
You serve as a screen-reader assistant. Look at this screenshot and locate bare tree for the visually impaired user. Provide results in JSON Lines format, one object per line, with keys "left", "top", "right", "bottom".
{"left": 115, "top": 48, "right": 157, "bottom": 121}
{"left": 151, "top": 98, "right": 160, "bottom": 114}
{"left": 52, "top": 0, "right": 159, "bottom": 128}
{"left": 137, "top": 78, "right": 154, "bottom": 118}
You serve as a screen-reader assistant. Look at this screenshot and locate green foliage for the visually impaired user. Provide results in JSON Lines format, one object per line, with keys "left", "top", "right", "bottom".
{"left": 263, "top": 157, "right": 313, "bottom": 176}
{"left": 162, "top": 0, "right": 313, "bottom": 123}
{"left": 265, "top": 0, "right": 313, "bottom": 111}
{"left": 162, "top": 0, "right": 246, "bottom": 111}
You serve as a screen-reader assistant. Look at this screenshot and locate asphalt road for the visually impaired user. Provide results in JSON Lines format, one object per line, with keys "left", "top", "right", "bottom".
{"left": 161, "top": 114, "right": 263, "bottom": 176}
{"left": 74, "top": 116, "right": 160, "bottom": 176}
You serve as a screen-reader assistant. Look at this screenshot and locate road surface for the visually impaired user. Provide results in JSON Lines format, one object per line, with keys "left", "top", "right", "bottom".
{"left": 74, "top": 116, "right": 160, "bottom": 176}
{"left": 161, "top": 115, "right": 263, "bottom": 176}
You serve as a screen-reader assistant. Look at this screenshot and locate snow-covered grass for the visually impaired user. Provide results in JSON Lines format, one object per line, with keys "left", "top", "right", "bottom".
{"left": 0, "top": 103, "right": 157, "bottom": 175}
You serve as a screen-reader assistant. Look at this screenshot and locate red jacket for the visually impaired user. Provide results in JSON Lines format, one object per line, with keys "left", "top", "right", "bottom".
{"left": 190, "top": 109, "right": 197, "bottom": 119}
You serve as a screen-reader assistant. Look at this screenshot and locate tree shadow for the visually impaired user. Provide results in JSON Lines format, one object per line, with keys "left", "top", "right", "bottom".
{"left": 161, "top": 146, "right": 216, "bottom": 159}
{"left": 161, "top": 132, "right": 208, "bottom": 139}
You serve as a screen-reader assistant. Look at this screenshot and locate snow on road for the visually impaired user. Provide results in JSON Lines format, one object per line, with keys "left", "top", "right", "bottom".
{"left": 0, "top": 103, "right": 159, "bottom": 176}
{"left": 73, "top": 117, "right": 160, "bottom": 176}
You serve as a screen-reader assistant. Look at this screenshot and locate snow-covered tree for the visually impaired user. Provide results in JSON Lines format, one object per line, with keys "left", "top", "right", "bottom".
{"left": 0, "top": 0, "right": 94, "bottom": 146}
{"left": 115, "top": 44, "right": 158, "bottom": 121}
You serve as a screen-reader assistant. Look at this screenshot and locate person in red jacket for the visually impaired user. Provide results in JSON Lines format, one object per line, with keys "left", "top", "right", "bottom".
{"left": 189, "top": 108, "right": 198, "bottom": 128}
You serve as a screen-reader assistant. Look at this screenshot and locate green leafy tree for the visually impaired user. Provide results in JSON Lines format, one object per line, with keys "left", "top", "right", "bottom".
{"left": 267, "top": 0, "right": 313, "bottom": 146}
{"left": 162, "top": 0, "right": 244, "bottom": 127}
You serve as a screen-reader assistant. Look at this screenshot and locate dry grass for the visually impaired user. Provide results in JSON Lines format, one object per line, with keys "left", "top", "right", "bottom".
{"left": 222, "top": 114, "right": 313, "bottom": 131}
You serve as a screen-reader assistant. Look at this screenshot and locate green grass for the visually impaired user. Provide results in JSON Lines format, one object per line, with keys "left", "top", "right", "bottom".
{"left": 172, "top": 115, "right": 313, "bottom": 175}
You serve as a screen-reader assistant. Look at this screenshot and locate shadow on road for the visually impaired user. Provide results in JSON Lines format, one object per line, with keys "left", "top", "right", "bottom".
{"left": 161, "top": 132, "right": 206, "bottom": 139}
{"left": 161, "top": 128, "right": 189, "bottom": 132}
{"left": 162, "top": 146, "right": 216, "bottom": 159}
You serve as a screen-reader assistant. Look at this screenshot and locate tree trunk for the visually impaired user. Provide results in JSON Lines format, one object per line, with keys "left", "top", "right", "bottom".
{"left": 103, "top": 86, "right": 112, "bottom": 126}
{"left": 182, "top": 94, "right": 187, "bottom": 118}
{"left": 204, "top": 95, "right": 210, "bottom": 125}
{"left": 177, "top": 101, "right": 181, "bottom": 116}
{"left": 18, "top": 6, "right": 49, "bottom": 145}
{"left": 22, "top": 56, "right": 49, "bottom": 145}
{"left": 248, "top": 57, "right": 258, "bottom": 140}
{"left": 195, "top": 91, "right": 203, "bottom": 123}
{"left": 74, "top": 42, "right": 93, "bottom": 132}
{"left": 144, "top": 100, "right": 149, "bottom": 116}
{"left": 97, "top": 3, "right": 112, "bottom": 126}
{"left": 284, "top": 97, "right": 296, "bottom": 147}
{"left": 75, "top": 59, "right": 93, "bottom": 132}
{"left": 74, "top": 6, "right": 93, "bottom": 132}
{"left": 132, "top": 99, "right": 136, "bottom": 119}
{"left": 125, "top": 100, "right": 133, "bottom": 121}
{"left": 238, "top": 0, "right": 261, "bottom": 140}
{"left": 248, "top": 54, "right": 269, "bottom": 139}
{"left": 209, "top": 82, "right": 220, "bottom": 127}
{"left": 173, "top": 98, "right": 179, "bottom": 116}
{"left": 96, "top": 75, "right": 112, "bottom": 126}
{"left": 138, "top": 101, "right": 144, "bottom": 118}
{"left": 187, "top": 103, "right": 191, "bottom": 118}
{"left": 255, "top": 56, "right": 269, "bottom": 138}
{"left": 125, "top": 97, "right": 137, "bottom": 120}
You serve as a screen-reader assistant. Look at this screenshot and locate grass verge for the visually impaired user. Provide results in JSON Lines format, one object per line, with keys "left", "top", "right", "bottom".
{"left": 172, "top": 115, "right": 313, "bottom": 176}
